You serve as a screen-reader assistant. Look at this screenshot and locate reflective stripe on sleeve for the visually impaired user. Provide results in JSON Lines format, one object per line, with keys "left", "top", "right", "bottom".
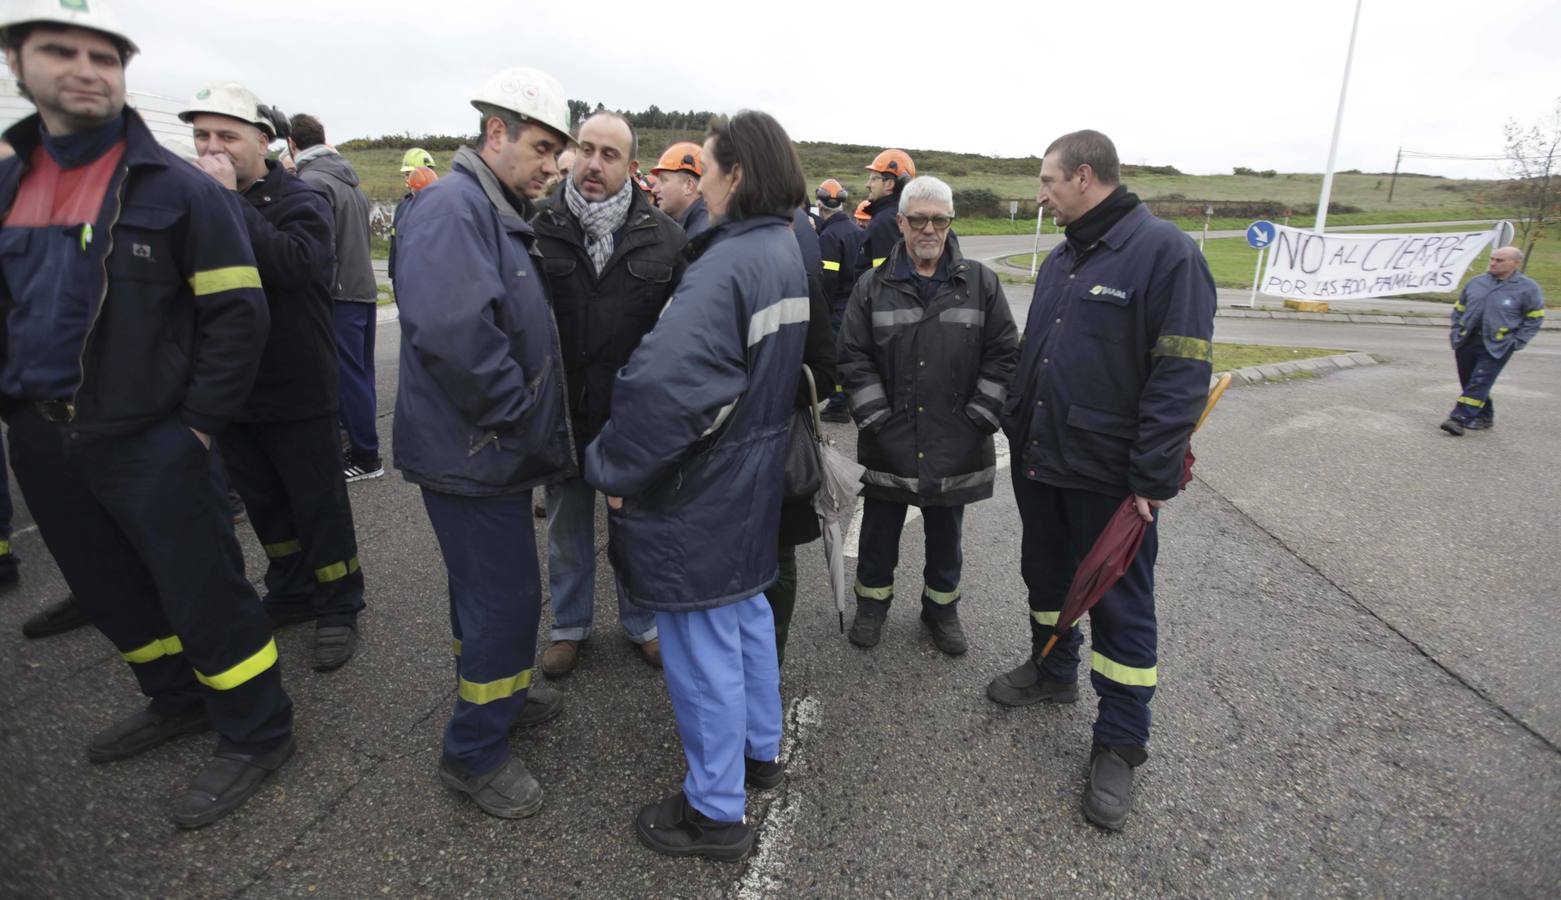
{"left": 122, "top": 635, "right": 184, "bottom": 664}
{"left": 850, "top": 382, "right": 886, "bottom": 410}
{"left": 748, "top": 296, "right": 810, "bottom": 347}
{"left": 1526, "top": 309, "right": 1546, "bottom": 318}
{"left": 264, "top": 539, "right": 302, "bottom": 559}
{"left": 968, "top": 402, "right": 999, "bottom": 430}
{"left": 1091, "top": 651, "right": 1157, "bottom": 687}
{"left": 821, "top": 259, "right": 841, "bottom": 272}
{"left": 872, "top": 257, "right": 887, "bottom": 268}
{"left": 315, "top": 556, "right": 362, "bottom": 584}
{"left": 976, "top": 378, "right": 1006, "bottom": 402}
{"left": 1151, "top": 335, "right": 1213, "bottom": 363}
{"left": 189, "top": 266, "right": 262, "bottom": 296}
{"left": 458, "top": 667, "right": 534, "bottom": 705}
{"left": 194, "top": 638, "right": 278, "bottom": 690}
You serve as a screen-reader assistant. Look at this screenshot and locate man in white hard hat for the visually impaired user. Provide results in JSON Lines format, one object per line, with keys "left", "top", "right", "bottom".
{"left": 180, "top": 82, "right": 368, "bottom": 673}
{"left": 0, "top": 0, "right": 295, "bottom": 828}
{"left": 392, "top": 66, "right": 574, "bottom": 819}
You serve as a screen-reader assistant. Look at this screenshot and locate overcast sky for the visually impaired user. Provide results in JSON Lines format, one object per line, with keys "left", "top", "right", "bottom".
{"left": 108, "top": 0, "right": 1560, "bottom": 180}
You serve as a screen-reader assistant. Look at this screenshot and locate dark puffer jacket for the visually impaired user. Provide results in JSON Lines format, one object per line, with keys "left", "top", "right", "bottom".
{"left": 838, "top": 240, "right": 1018, "bottom": 507}
{"left": 530, "top": 186, "right": 686, "bottom": 458}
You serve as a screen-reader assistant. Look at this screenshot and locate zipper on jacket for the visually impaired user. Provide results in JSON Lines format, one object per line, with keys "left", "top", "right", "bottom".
{"left": 69, "top": 167, "right": 127, "bottom": 413}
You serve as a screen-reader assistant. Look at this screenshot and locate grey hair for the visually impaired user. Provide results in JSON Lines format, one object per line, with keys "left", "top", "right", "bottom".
{"left": 474, "top": 103, "right": 529, "bottom": 150}
{"left": 898, "top": 176, "right": 954, "bottom": 215}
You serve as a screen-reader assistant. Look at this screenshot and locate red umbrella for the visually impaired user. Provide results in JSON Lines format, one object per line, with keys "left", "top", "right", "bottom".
{"left": 1037, "top": 373, "right": 1233, "bottom": 660}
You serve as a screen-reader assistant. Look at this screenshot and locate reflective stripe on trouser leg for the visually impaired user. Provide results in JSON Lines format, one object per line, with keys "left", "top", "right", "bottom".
{"left": 1011, "top": 471, "right": 1083, "bottom": 674}
{"left": 421, "top": 488, "right": 541, "bottom": 778}
{"left": 657, "top": 593, "right": 780, "bottom": 823}
{"left": 1450, "top": 341, "right": 1510, "bottom": 423}
{"left": 918, "top": 504, "right": 964, "bottom": 621}
{"left": 28, "top": 416, "right": 293, "bottom": 747}
{"left": 1086, "top": 516, "right": 1159, "bottom": 748}
{"left": 854, "top": 497, "right": 908, "bottom": 611}
{"left": 219, "top": 424, "right": 312, "bottom": 618}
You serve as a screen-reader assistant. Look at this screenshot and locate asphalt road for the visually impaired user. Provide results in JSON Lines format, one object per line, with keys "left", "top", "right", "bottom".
{"left": 2, "top": 291, "right": 1557, "bottom": 897}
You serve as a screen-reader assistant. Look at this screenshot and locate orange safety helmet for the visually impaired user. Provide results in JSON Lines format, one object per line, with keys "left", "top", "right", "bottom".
{"left": 854, "top": 199, "right": 872, "bottom": 223}
{"left": 865, "top": 148, "right": 915, "bottom": 179}
{"left": 405, "top": 165, "right": 438, "bottom": 194}
{"left": 816, "top": 178, "right": 849, "bottom": 207}
{"left": 651, "top": 141, "right": 703, "bottom": 177}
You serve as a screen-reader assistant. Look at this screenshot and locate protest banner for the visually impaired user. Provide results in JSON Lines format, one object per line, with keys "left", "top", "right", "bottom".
{"left": 1259, "top": 224, "right": 1498, "bottom": 301}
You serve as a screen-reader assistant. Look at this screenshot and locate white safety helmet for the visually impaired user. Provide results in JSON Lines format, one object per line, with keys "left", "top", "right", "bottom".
{"left": 178, "top": 81, "right": 277, "bottom": 139}
{"left": 0, "top": 0, "right": 139, "bottom": 57}
{"left": 470, "top": 67, "right": 572, "bottom": 144}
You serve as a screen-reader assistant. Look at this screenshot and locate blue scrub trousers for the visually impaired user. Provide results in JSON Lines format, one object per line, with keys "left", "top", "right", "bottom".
{"left": 1013, "top": 471, "right": 1159, "bottom": 749}
{"left": 421, "top": 488, "right": 541, "bottom": 778}
{"left": 656, "top": 593, "right": 783, "bottom": 823}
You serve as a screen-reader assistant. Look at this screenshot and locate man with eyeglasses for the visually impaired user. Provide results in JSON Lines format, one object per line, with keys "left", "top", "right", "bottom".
{"left": 989, "top": 129, "right": 1216, "bottom": 832}
{"left": 859, "top": 148, "right": 914, "bottom": 271}
{"left": 837, "top": 175, "right": 1017, "bottom": 656}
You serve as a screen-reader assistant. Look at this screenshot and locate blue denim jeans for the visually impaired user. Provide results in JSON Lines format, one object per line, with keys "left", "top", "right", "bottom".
{"left": 544, "top": 476, "right": 656, "bottom": 643}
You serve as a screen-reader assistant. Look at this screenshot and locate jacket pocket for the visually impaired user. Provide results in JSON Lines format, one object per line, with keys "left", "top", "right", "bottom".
{"left": 626, "top": 259, "right": 673, "bottom": 284}
{"left": 109, "top": 204, "right": 182, "bottom": 286}
{"left": 1060, "top": 402, "right": 1137, "bottom": 486}
{"left": 1077, "top": 283, "right": 1133, "bottom": 343}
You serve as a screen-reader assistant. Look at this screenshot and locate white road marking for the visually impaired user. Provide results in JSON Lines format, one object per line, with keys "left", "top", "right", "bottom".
{"left": 734, "top": 696, "right": 821, "bottom": 900}
{"left": 843, "top": 432, "right": 1010, "bottom": 559}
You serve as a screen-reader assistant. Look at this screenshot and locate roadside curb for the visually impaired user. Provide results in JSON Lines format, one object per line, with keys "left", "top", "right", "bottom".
{"left": 1217, "top": 351, "right": 1381, "bottom": 386}
{"left": 1217, "top": 307, "right": 1559, "bottom": 330}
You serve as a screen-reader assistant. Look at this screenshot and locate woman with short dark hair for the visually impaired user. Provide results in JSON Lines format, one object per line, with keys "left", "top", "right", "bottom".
{"left": 584, "top": 110, "right": 810, "bottom": 862}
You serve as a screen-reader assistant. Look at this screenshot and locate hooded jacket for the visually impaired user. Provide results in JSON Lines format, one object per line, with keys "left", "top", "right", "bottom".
{"left": 391, "top": 147, "right": 575, "bottom": 496}
{"left": 838, "top": 240, "right": 1017, "bottom": 507}
{"left": 295, "top": 148, "right": 378, "bottom": 304}
{"left": 584, "top": 215, "right": 809, "bottom": 612}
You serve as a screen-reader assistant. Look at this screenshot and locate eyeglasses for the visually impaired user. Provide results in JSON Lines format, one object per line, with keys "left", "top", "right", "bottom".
{"left": 904, "top": 214, "right": 955, "bottom": 232}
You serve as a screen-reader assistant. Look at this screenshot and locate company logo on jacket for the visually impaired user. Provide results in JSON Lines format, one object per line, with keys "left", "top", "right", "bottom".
{"left": 1090, "top": 285, "right": 1128, "bottom": 300}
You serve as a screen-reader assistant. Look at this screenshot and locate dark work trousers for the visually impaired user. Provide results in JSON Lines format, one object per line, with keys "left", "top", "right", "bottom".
{"left": 1013, "top": 471, "right": 1158, "bottom": 748}
{"left": 768, "top": 543, "right": 798, "bottom": 664}
{"left": 332, "top": 301, "right": 379, "bottom": 460}
{"left": 220, "top": 415, "right": 365, "bottom": 628}
{"left": 1450, "top": 339, "right": 1512, "bottom": 424}
{"left": 0, "top": 428, "right": 17, "bottom": 580}
{"left": 7, "top": 409, "right": 293, "bottom": 752}
{"left": 421, "top": 488, "right": 541, "bottom": 778}
{"left": 853, "top": 497, "right": 965, "bottom": 621}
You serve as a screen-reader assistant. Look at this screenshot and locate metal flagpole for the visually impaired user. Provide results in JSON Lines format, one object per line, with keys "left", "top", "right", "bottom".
{"left": 1314, "top": 0, "right": 1364, "bottom": 234}
{"left": 1029, "top": 205, "right": 1045, "bottom": 277}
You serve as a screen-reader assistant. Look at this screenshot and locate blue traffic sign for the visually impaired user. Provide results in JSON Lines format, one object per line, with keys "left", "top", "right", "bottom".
{"left": 1246, "top": 220, "right": 1276, "bottom": 249}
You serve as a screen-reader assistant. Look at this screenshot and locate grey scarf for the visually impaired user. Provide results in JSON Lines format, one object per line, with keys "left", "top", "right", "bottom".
{"left": 563, "top": 175, "right": 633, "bottom": 275}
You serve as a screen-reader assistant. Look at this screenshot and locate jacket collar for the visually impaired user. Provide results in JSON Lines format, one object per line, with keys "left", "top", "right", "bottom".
{"left": 687, "top": 212, "right": 790, "bottom": 259}
{"left": 883, "top": 233, "right": 967, "bottom": 282}
{"left": 679, "top": 196, "right": 707, "bottom": 229}
{"left": 866, "top": 193, "right": 898, "bottom": 218}
{"left": 3, "top": 106, "right": 166, "bottom": 172}
{"left": 1096, "top": 203, "right": 1151, "bottom": 251}
{"left": 453, "top": 145, "right": 534, "bottom": 230}
{"left": 241, "top": 160, "right": 289, "bottom": 206}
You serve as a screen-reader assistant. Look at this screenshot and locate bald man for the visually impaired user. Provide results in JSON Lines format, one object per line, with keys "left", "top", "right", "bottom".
{"left": 1441, "top": 246, "right": 1545, "bottom": 436}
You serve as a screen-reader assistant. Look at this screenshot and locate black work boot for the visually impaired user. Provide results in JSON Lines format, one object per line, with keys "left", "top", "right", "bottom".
{"left": 21, "top": 595, "right": 90, "bottom": 639}
{"left": 986, "top": 658, "right": 1078, "bottom": 706}
{"left": 512, "top": 681, "right": 566, "bottom": 729}
{"left": 1439, "top": 418, "right": 1465, "bottom": 436}
{"left": 172, "top": 736, "right": 296, "bottom": 829}
{"left": 744, "top": 756, "right": 785, "bottom": 790}
{"left": 88, "top": 703, "right": 212, "bottom": 763}
{"left": 1082, "top": 743, "right": 1146, "bottom": 831}
{"left": 440, "top": 754, "right": 545, "bottom": 819}
{"left": 1463, "top": 418, "right": 1493, "bottom": 431}
{"left": 313, "top": 621, "right": 358, "bottom": 671}
{"left": 847, "top": 598, "right": 889, "bottom": 648}
{"left": 635, "top": 791, "right": 753, "bottom": 862}
{"left": 920, "top": 610, "right": 968, "bottom": 656}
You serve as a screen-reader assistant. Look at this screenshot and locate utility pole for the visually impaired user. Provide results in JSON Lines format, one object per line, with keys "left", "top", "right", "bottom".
{"left": 1386, "top": 146, "right": 1402, "bottom": 203}
{"left": 1315, "top": 0, "right": 1364, "bottom": 233}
